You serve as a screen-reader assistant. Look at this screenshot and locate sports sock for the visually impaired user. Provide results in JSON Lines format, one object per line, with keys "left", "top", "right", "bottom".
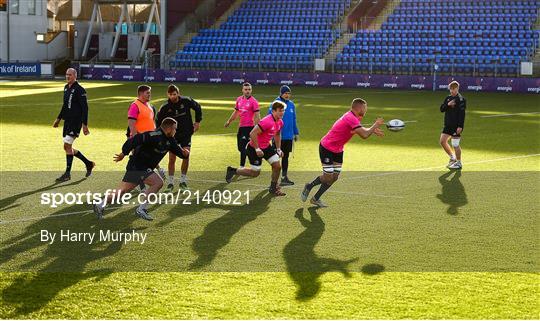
{"left": 450, "top": 154, "right": 456, "bottom": 160}
{"left": 74, "top": 150, "right": 91, "bottom": 166}
{"left": 313, "top": 183, "right": 331, "bottom": 200}
{"left": 180, "top": 174, "right": 187, "bottom": 183}
{"left": 138, "top": 199, "right": 148, "bottom": 211}
{"left": 307, "top": 176, "right": 322, "bottom": 189}
{"left": 240, "top": 152, "right": 247, "bottom": 167}
{"left": 270, "top": 181, "right": 278, "bottom": 190}
{"left": 281, "top": 152, "right": 289, "bottom": 177}
{"left": 65, "top": 154, "right": 74, "bottom": 173}
{"left": 168, "top": 175, "right": 174, "bottom": 185}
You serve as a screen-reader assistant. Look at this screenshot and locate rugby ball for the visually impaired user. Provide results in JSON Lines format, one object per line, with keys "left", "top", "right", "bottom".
{"left": 386, "top": 119, "right": 405, "bottom": 131}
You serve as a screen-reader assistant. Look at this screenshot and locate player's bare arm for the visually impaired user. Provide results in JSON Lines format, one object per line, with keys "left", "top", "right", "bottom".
{"left": 114, "top": 153, "right": 125, "bottom": 162}
{"left": 250, "top": 126, "right": 263, "bottom": 156}
{"left": 225, "top": 110, "right": 239, "bottom": 127}
{"left": 355, "top": 117, "right": 385, "bottom": 139}
{"left": 275, "top": 131, "right": 283, "bottom": 157}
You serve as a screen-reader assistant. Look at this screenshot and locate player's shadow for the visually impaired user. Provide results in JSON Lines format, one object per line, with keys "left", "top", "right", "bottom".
{"left": 188, "top": 191, "right": 273, "bottom": 270}
{"left": 0, "top": 178, "right": 85, "bottom": 213}
{"left": 283, "top": 207, "right": 358, "bottom": 301}
{"left": 0, "top": 203, "right": 141, "bottom": 317}
{"left": 436, "top": 170, "right": 468, "bottom": 215}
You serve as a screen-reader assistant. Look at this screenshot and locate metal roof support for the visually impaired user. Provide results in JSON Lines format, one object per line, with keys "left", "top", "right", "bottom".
{"left": 160, "top": 0, "right": 166, "bottom": 69}
{"left": 125, "top": 1, "right": 133, "bottom": 33}
{"left": 110, "top": 0, "right": 127, "bottom": 58}
{"left": 82, "top": 1, "right": 99, "bottom": 58}
{"left": 97, "top": 4, "right": 104, "bottom": 33}
{"left": 139, "top": 0, "right": 159, "bottom": 58}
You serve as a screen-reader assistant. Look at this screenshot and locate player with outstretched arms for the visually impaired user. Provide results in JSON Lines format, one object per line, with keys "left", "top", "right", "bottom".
{"left": 301, "top": 98, "right": 384, "bottom": 207}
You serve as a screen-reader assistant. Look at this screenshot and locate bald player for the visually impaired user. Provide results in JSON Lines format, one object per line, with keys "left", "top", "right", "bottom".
{"left": 53, "top": 68, "right": 95, "bottom": 182}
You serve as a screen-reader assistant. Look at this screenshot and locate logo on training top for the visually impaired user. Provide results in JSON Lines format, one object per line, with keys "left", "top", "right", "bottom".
{"left": 324, "top": 158, "right": 330, "bottom": 163}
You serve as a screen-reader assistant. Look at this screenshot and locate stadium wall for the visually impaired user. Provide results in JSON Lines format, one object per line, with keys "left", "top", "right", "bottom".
{"left": 77, "top": 66, "right": 540, "bottom": 94}
{"left": 0, "top": 0, "right": 48, "bottom": 61}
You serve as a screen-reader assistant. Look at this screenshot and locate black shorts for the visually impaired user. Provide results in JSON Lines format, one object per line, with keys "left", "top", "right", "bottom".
{"left": 122, "top": 159, "right": 154, "bottom": 185}
{"left": 246, "top": 144, "right": 278, "bottom": 167}
{"left": 442, "top": 126, "right": 462, "bottom": 137}
{"left": 63, "top": 119, "right": 82, "bottom": 138}
{"left": 319, "top": 143, "right": 343, "bottom": 165}
{"left": 280, "top": 139, "right": 293, "bottom": 153}
{"left": 174, "top": 134, "right": 192, "bottom": 148}
{"left": 237, "top": 126, "right": 253, "bottom": 152}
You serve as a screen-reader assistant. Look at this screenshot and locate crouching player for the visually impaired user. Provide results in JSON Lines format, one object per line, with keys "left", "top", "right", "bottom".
{"left": 93, "top": 118, "right": 189, "bottom": 221}
{"left": 301, "top": 98, "right": 384, "bottom": 207}
{"left": 225, "top": 101, "right": 287, "bottom": 196}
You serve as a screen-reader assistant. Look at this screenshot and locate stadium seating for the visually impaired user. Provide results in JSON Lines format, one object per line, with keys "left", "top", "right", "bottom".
{"left": 174, "top": 0, "right": 351, "bottom": 71}
{"left": 335, "top": 0, "right": 540, "bottom": 76}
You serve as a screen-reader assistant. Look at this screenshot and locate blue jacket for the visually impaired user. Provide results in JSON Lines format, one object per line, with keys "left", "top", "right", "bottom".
{"left": 268, "top": 96, "right": 299, "bottom": 140}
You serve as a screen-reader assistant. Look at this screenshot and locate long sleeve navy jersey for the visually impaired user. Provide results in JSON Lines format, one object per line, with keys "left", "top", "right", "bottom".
{"left": 122, "top": 128, "right": 186, "bottom": 169}
{"left": 156, "top": 96, "right": 202, "bottom": 137}
{"left": 440, "top": 94, "right": 466, "bottom": 128}
{"left": 57, "top": 81, "right": 89, "bottom": 125}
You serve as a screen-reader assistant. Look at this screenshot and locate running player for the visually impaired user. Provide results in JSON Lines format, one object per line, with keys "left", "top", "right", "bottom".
{"left": 156, "top": 84, "right": 202, "bottom": 191}
{"left": 301, "top": 98, "right": 384, "bottom": 207}
{"left": 439, "top": 81, "right": 466, "bottom": 170}
{"left": 224, "top": 82, "right": 260, "bottom": 168}
{"left": 53, "top": 68, "right": 95, "bottom": 182}
{"left": 225, "top": 101, "right": 287, "bottom": 196}
{"left": 93, "top": 118, "right": 189, "bottom": 221}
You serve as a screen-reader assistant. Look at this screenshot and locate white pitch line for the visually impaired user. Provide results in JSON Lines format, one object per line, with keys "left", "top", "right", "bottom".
{"left": 189, "top": 178, "right": 403, "bottom": 199}
{"left": 198, "top": 132, "right": 236, "bottom": 136}
{"left": 480, "top": 111, "right": 540, "bottom": 118}
{"left": 4, "top": 154, "right": 535, "bottom": 224}
{"left": 341, "top": 153, "right": 540, "bottom": 181}
{"left": 0, "top": 206, "right": 123, "bottom": 225}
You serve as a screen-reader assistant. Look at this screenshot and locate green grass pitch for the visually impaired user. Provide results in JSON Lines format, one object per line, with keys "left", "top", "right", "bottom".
{"left": 0, "top": 80, "right": 539, "bottom": 319}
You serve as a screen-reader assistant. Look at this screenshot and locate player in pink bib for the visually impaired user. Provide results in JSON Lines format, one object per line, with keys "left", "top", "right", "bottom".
{"left": 301, "top": 98, "right": 385, "bottom": 207}
{"left": 224, "top": 83, "right": 261, "bottom": 167}
{"left": 226, "top": 101, "right": 287, "bottom": 196}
